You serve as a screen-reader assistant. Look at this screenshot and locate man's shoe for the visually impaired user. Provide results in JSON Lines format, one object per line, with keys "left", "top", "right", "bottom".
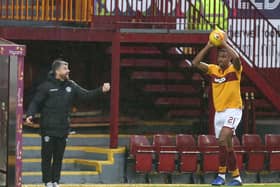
{"left": 53, "top": 182, "right": 60, "bottom": 187}
{"left": 211, "top": 176, "right": 225, "bottom": 186}
{"left": 227, "top": 179, "right": 242, "bottom": 186}
{"left": 45, "top": 182, "right": 53, "bottom": 187}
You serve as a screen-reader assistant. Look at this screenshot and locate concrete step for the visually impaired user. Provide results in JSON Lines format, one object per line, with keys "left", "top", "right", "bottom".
{"left": 23, "top": 171, "right": 100, "bottom": 184}
{"left": 23, "top": 146, "right": 108, "bottom": 160}
{"left": 22, "top": 145, "right": 126, "bottom": 184}
{"left": 23, "top": 134, "right": 130, "bottom": 147}
{"left": 23, "top": 158, "right": 97, "bottom": 172}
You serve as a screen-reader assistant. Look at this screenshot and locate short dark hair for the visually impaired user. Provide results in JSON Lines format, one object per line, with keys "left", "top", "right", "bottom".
{"left": 217, "top": 47, "right": 227, "bottom": 53}
{"left": 48, "top": 59, "right": 68, "bottom": 76}
{"left": 51, "top": 59, "right": 68, "bottom": 72}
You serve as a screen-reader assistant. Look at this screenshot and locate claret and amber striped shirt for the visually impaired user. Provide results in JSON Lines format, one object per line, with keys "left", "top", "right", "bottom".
{"left": 207, "top": 64, "right": 243, "bottom": 112}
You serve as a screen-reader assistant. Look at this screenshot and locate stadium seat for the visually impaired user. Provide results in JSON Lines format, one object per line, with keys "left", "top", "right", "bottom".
{"left": 176, "top": 134, "right": 199, "bottom": 172}
{"left": 153, "top": 134, "right": 176, "bottom": 173}
{"left": 129, "top": 135, "right": 154, "bottom": 173}
{"left": 198, "top": 135, "right": 220, "bottom": 173}
{"left": 232, "top": 136, "right": 244, "bottom": 170}
{"left": 265, "top": 134, "right": 280, "bottom": 171}
{"left": 242, "top": 134, "right": 265, "bottom": 172}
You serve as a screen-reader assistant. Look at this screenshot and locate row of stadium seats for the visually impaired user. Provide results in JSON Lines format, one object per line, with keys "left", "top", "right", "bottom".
{"left": 129, "top": 134, "right": 280, "bottom": 174}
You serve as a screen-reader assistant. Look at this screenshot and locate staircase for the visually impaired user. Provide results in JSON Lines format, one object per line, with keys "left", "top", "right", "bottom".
{"left": 105, "top": 39, "right": 279, "bottom": 124}
{"left": 106, "top": 44, "right": 208, "bottom": 121}
{"left": 22, "top": 134, "right": 126, "bottom": 185}
{"left": 108, "top": 0, "right": 280, "bottom": 122}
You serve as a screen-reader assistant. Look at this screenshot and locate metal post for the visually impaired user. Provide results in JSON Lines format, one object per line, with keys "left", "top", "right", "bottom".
{"left": 110, "top": 32, "right": 121, "bottom": 148}
{"left": 250, "top": 92, "right": 256, "bottom": 134}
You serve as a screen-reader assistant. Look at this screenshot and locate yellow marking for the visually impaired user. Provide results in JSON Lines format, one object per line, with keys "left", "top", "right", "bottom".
{"left": 23, "top": 146, "right": 125, "bottom": 154}
{"left": 23, "top": 171, "right": 98, "bottom": 176}
{"left": 23, "top": 146, "right": 125, "bottom": 173}
{"left": 23, "top": 133, "right": 130, "bottom": 138}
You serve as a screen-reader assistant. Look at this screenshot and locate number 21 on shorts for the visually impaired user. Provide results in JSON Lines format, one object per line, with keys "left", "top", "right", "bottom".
{"left": 227, "top": 117, "right": 236, "bottom": 125}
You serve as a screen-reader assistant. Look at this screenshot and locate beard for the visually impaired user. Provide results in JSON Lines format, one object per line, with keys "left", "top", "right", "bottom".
{"left": 59, "top": 73, "right": 69, "bottom": 80}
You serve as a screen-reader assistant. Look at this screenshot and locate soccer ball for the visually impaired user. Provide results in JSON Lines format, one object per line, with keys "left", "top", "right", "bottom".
{"left": 209, "top": 28, "right": 225, "bottom": 47}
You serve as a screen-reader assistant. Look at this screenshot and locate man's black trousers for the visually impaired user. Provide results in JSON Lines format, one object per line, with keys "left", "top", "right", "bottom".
{"left": 41, "top": 136, "right": 67, "bottom": 183}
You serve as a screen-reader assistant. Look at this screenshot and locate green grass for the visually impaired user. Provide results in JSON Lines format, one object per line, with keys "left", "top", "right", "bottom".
{"left": 23, "top": 184, "right": 280, "bottom": 187}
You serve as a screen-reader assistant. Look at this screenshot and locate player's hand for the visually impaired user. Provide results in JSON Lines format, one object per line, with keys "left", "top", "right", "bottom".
{"left": 26, "top": 116, "right": 33, "bottom": 124}
{"left": 102, "top": 83, "right": 110, "bottom": 93}
{"left": 207, "top": 41, "right": 215, "bottom": 48}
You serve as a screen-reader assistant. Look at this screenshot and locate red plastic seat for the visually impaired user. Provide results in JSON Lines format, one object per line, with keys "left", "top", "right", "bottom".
{"left": 153, "top": 134, "right": 176, "bottom": 173}
{"left": 265, "top": 134, "right": 280, "bottom": 171}
{"left": 198, "top": 135, "right": 220, "bottom": 173}
{"left": 129, "top": 135, "right": 150, "bottom": 157}
{"left": 242, "top": 134, "right": 265, "bottom": 172}
{"left": 129, "top": 135, "right": 154, "bottom": 173}
{"left": 176, "top": 134, "right": 199, "bottom": 172}
{"left": 232, "top": 136, "right": 244, "bottom": 170}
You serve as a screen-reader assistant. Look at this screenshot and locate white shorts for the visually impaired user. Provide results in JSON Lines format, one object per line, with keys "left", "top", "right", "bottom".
{"left": 214, "top": 108, "right": 242, "bottom": 138}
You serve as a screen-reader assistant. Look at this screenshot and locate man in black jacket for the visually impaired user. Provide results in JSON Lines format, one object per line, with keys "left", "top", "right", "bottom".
{"left": 26, "top": 59, "right": 110, "bottom": 187}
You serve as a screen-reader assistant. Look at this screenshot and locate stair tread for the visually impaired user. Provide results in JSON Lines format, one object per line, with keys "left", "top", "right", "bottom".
{"left": 107, "top": 46, "right": 161, "bottom": 54}
{"left": 143, "top": 84, "right": 198, "bottom": 94}
{"left": 121, "top": 58, "right": 173, "bottom": 67}
{"left": 155, "top": 97, "right": 201, "bottom": 105}
{"left": 23, "top": 171, "right": 99, "bottom": 176}
{"left": 168, "top": 109, "right": 201, "bottom": 117}
{"left": 131, "top": 71, "right": 185, "bottom": 80}
{"left": 23, "top": 158, "right": 104, "bottom": 162}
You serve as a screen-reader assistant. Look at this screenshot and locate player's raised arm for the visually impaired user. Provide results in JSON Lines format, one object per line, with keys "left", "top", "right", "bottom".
{"left": 192, "top": 41, "right": 214, "bottom": 73}
{"left": 221, "top": 34, "right": 241, "bottom": 71}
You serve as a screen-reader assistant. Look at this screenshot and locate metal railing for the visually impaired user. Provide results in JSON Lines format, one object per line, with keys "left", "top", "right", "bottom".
{"left": 0, "top": 0, "right": 92, "bottom": 22}
{"left": 227, "top": 0, "right": 279, "bottom": 68}
{"left": 0, "top": 1, "right": 279, "bottom": 85}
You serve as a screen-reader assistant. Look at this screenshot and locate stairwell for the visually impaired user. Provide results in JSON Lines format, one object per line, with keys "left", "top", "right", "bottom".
{"left": 22, "top": 134, "right": 126, "bottom": 185}
{"left": 107, "top": 0, "right": 280, "bottom": 124}
{"left": 106, "top": 44, "right": 208, "bottom": 123}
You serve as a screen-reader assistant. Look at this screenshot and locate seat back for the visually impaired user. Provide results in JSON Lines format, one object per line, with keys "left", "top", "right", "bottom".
{"left": 176, "top": 134, "right": 198, "bottom": 172}
{"left": 242, "top": 134, "right": 263, "bottom": 151}
{"left": 198, "top": 135, "right": 219, "bottom": 173}
{"left": 153, "top": 134, "right": 175, "bottom": 152}
{"left": 265, "top": 134, "right": 280, "bottom": 171}
{"left": 198, "top": 134, "right": 219, "bottom": 151}
{"left": 176, "top": 134, "right": 196, "bottom": 151}
{"left": 242, "top": 134, "right": 265, "bottom": 172}
{"left": 153, "top": 134, "right": 176, "bottom": 173}
{"left": 129, "top": 135, "right": 150, "bottom": 157}
{"left": 265, "top": 134, "right": 280, "bottom": 149}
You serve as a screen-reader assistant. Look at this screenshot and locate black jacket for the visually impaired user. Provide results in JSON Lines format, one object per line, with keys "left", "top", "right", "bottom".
{"left": 27, "top": 74, "right": 102, "bottom": 137}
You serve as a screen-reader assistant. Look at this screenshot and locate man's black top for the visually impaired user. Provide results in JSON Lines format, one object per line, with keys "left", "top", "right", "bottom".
{"left": 27, "top": 74, "right": 102, "bottom": 137}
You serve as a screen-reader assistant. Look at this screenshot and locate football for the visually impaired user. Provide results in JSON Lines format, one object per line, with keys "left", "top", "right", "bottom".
{"left": 209, "top": 28, "right": 225, "bottom": 47}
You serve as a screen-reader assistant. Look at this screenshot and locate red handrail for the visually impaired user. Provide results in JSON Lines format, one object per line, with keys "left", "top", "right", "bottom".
{"left": 224, "top": 0, "right": 280, "bottom": 102}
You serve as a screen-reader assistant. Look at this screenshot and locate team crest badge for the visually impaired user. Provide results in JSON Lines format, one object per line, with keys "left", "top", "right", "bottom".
{"left": 44, "top": 136, "right": 50, "bottom": 142}
{"left": 65, "top": 86, "right": 72, "bottom": 93}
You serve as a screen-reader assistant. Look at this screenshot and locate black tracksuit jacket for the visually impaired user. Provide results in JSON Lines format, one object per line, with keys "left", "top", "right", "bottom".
{"left": 26, "top": 74, "right": 102, "bottom": 137}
